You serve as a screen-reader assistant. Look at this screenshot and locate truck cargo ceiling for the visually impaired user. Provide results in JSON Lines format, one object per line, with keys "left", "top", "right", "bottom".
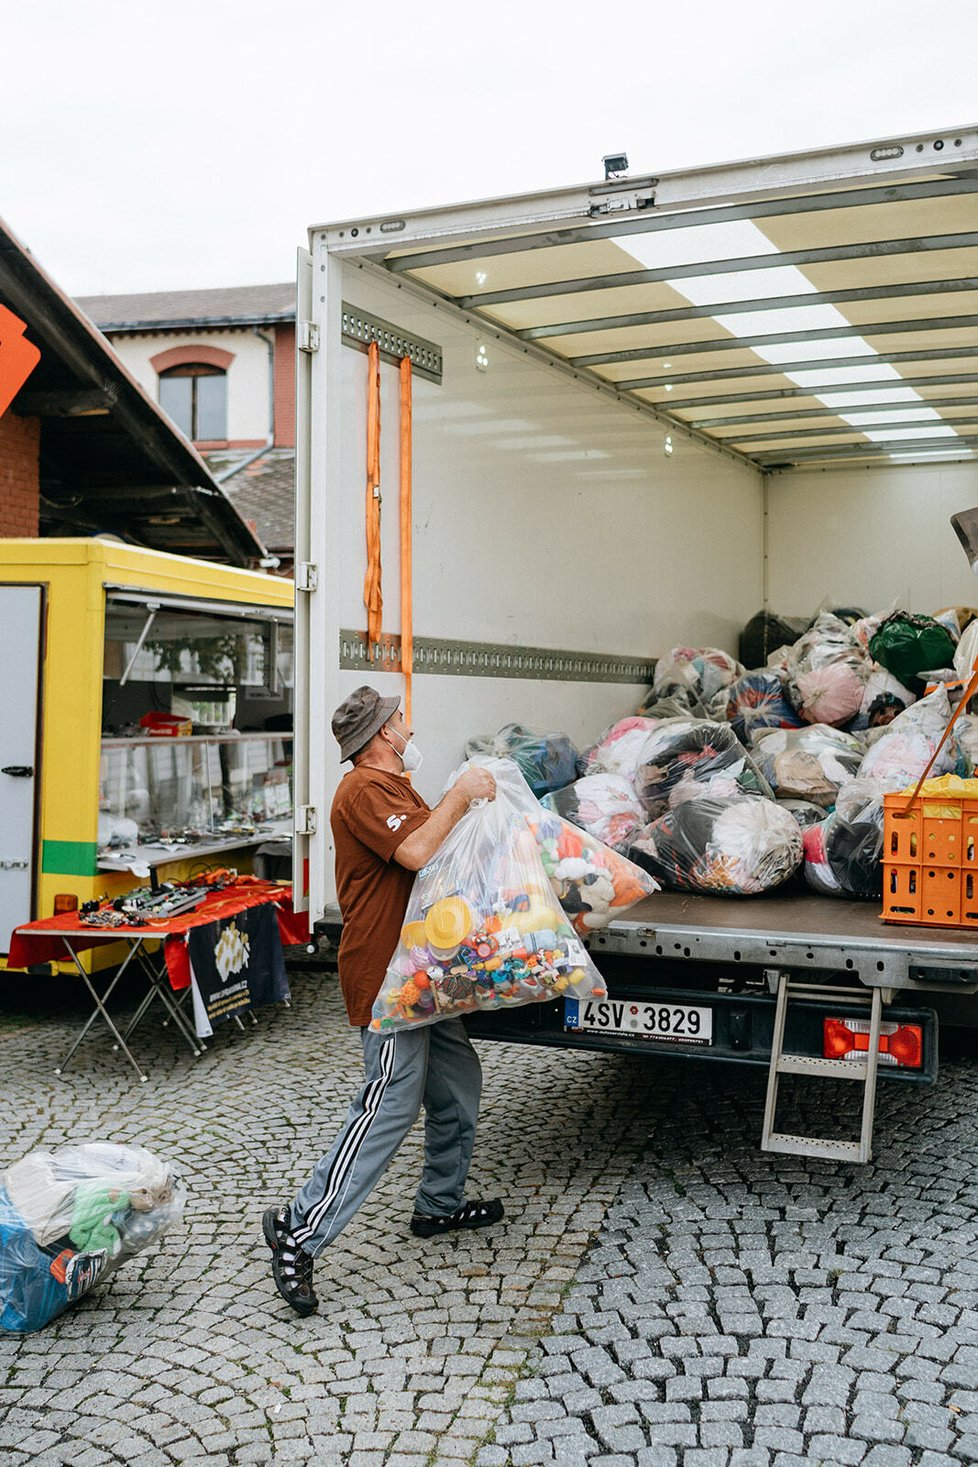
{"left": 313, "top": 127, "right": 978, "bottom": 471}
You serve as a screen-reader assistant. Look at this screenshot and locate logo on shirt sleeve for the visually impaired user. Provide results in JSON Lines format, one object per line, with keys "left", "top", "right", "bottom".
{"left": 386, "top": 813, "right": 407, "bottom": 831}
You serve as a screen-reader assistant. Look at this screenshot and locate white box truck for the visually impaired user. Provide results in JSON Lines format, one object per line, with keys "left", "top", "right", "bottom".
{"left": 293, "top": 125, "right": 978, "bottom": 1161}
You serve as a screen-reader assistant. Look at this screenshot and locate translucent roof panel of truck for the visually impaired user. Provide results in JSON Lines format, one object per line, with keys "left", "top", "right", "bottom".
{"left": 312, "top": 126, "right": 978, "bottom": 471}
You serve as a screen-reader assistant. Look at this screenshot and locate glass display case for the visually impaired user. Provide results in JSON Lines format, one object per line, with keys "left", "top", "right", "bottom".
{"left": 98, "top": 734, "right": 293, "bottom": 870}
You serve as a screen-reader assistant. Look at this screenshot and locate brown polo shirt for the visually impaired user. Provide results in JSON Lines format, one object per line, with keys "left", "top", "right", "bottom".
{"left": 330, "top": 766, "right": 431, "bottom": 1026}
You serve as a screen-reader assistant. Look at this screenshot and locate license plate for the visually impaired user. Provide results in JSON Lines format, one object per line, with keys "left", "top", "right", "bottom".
{"left": 564, "top": 997, "right": 713, "bottom": 1045}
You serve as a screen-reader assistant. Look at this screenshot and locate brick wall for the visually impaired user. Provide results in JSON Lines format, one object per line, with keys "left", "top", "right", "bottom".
{"left": 273, "top": 323, "right": 295, "bottom": 447}
{"left": 0, "top": 413, "right": 41, "bottom": 536}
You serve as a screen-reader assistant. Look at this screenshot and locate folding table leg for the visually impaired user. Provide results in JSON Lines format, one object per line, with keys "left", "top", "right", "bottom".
{"left": 130, "top": 947, "right": 205, "bottom": 1058}
{"left": 55, "top": 939, "right": 149, "bottom": 1083}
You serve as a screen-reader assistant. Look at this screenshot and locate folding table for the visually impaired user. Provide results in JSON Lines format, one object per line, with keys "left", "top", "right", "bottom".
{"left": 7, "top": 882, "right": 307, "bottom": 1081}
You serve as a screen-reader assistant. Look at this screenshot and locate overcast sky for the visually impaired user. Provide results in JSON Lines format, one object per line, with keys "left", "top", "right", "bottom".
{"left": 4, "top": 0, "right": 976, "bottom": 297}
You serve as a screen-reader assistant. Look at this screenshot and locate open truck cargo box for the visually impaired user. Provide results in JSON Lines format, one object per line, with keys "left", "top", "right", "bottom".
{"left": 295, "top": 122, "right": 978, "bottom": 919}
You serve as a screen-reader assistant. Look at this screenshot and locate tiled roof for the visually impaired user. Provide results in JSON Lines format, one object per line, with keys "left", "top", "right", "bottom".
{"left": 208, "top": 448, "right": 295, "bottom": 555}
{"left": 76, "top": 283, "right": 295, "bottom": 330}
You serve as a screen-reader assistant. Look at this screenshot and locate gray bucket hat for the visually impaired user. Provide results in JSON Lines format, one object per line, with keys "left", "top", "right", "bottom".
{"left": 331, "top": 685, "right": 400, "bottom": 761}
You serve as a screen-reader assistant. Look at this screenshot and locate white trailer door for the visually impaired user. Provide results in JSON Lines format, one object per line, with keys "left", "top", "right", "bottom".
{"left": 0, "top": 585, "right": 43, "bottom": 950}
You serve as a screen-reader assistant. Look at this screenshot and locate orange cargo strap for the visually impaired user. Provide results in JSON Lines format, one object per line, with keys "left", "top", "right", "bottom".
{"left": 399, "top": 355, "right": 413, "bottom": 728}
{"left": 363, "top": 341, "right": 383, "bottom": 647}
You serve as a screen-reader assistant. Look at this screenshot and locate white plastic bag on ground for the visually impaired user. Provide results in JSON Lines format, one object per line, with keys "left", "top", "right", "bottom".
{"left": 1, "top": 1143, "right": 185, "bottom": 1333}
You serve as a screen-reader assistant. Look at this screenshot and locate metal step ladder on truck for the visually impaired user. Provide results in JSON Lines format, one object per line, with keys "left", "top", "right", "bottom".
{"left": 292, "top": 124, "right": 978, "bottom": 1163}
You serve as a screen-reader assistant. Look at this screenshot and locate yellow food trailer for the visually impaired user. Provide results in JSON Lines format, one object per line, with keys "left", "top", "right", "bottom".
{"left": 1, "top": 538, "right": 294, "bottom": 970}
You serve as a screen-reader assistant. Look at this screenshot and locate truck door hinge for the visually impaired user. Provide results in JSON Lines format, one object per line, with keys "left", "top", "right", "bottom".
{"left": 588, "top": 188, "right": 656, "bottom": 216}
{"left": 298, "top": 321, "right": 320, "bottom": 353}
{"left": 296, "top": 561, "right": 319, "bottom": 591}
{"left": 295, "top": 805, "right": 317, "bottom": 836}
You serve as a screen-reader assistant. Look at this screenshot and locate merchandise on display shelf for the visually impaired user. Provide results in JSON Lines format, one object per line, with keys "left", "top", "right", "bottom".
{"left": 802, "top": 778, "right": 885, "bottom": 900}
{"left": 463, "top": 723, "right": 579, "bottom": 797}
{"left": 583, "top": 716, "right": 661, "bottom": 778}
{"left": 869, "top": 611, "right": 957, "bottom": 694}
{"left": 857, "top": 686, "right": 955, "bottom": 793}
{"left": 752, "top": 724, "right": 863, "bottom": 808}
{"left": 0, "top": 1143, "right": 185, "bottom": 1334}
{"left": 651, "top": 647, "right": 744, "bottom": 715}
{"left": 738, "top": 610, "right": 811, "bottom": 671}
{"left": 371, "top": 766, "right": 607, "bottom": 1032}
{"left": 633, "top": 719, "right": 773, "bottom": 819}
{"left": 725, "top": 670, "right": 804, "bottom": 743}
{"left": 630, "top": 795, "right": 803, "bottom": 896}
{"left": 541, "top": 773, "right": 645, "bottom": 851}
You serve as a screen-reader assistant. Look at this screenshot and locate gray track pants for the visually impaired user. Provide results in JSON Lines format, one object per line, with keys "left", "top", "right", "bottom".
{"left": 289, "top": 1018, "right": 483, "bottom": 1257}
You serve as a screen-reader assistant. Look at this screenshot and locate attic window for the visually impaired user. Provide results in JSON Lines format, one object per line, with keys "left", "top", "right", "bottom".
{"left": 159, "top": 363, "right": 227, "bottom": 441}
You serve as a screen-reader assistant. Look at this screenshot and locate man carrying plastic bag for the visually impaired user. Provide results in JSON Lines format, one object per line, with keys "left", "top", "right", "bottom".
{"left": 262, "top": 687, "right": 503, "bottom": 1318}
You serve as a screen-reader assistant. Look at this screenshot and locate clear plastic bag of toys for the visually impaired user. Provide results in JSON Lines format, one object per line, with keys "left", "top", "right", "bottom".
{"left": 463, "top": 723, "right": 580, "bottom": 797}
{"left": 1, "top": 1142, "right": 185, "bottom": 1333}
{"left": 477, "top": 758, "right": 658, "bottom": 936}
{"left": 370, "top": 771, "right": 607, "bottom": 1033}
{"left": 630, "top": 795, "right": 803, "bottom": 896}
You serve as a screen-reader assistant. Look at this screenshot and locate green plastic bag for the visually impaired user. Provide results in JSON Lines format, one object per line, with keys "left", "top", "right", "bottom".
{"left": 869, "top": 611, "right": 956, "bottom": 692}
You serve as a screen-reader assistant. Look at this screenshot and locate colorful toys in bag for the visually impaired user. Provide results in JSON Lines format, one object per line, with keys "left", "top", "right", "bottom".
{"left": 371, "top": 775, "right": 607, "bottom": 1033}
{"left": 751, "top": 724, "right": 863, "bottom": 808}
{"left": 477, "top": 757, "right": 659, "bottom": 935}
{"left": 541, "top": 773, "right": 645, "bottom": 851}
{"left": 463, "top": 723, "right": 579, "bottom": 797}
{"left": 630, "top": 795, "right": 802, "bottom": 896}
{"left": 1, "top": 1143, "right": 185, "bottom": 1333}
{"left": 634, "top": 719, "right": 773, "bottom": 819}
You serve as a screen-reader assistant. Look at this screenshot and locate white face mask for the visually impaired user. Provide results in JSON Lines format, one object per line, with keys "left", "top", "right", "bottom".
{"left": 387, "top": 725, "right": 424, "bottom": 773}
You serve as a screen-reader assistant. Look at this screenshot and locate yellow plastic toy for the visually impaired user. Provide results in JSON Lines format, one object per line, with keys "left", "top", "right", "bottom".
{"left": 424, "top": 896, "right": 474, "bottom": 953}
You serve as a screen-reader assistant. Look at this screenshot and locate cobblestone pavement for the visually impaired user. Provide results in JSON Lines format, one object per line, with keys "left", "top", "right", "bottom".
{"left": 0, "top": 970, "right": 977, "bottom": 1467}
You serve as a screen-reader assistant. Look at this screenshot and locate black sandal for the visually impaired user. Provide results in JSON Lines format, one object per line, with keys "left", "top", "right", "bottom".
{"left": 262, "top": 1205, "right": 318, "bottom": 1316}
{"left": 410, "top": 1197, "right": 504, "bottom": 1238}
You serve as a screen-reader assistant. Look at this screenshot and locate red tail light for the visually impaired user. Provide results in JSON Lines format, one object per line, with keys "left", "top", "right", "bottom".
{"left": 824, "top": 1017, "right": 923, "bottom": 1069}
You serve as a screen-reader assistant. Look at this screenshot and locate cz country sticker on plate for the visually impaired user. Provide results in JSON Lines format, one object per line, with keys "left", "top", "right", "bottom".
{"left": 564, "top": 997, "right": 713, "bottom": 1045}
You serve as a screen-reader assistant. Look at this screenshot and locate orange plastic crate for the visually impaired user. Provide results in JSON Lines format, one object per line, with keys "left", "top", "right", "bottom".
{"left": 882, "top": 793, "right": 978, "bottom": 928}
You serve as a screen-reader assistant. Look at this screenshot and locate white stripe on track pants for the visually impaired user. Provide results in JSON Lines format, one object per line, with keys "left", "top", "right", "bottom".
{"left": 289, "top": 1018, "right": 482, "bottom": 1256}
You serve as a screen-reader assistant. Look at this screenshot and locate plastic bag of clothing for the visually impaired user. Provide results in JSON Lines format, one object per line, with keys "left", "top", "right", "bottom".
{"left": 584, "top": 716, "right": 660, "bottom": 778}
{"left": 465, "top": 758, "right": 658, "bottom": 936}
{"left": 848, "top": 665, "right": 916, "bottom": 732}
{"left": 857, "top": 686, "right": 954, "bottom": 793}
{"left": 787, "top": 611, "right": 861, "bottom": 676}
{"left": 953, "top": 618, "right": 978, "bottom": 680}
{"left": 630, "top": 795, "right": 802, "bottom": 895}
{"left": 792, "top": 658, "right": 867, "bottom": 727}
{"left": 652, "top": 647, "right": 744, "bottom": 713}
{"left": 802, "top": 779, "right": 885, "bottom": 900}
{"left": 372, "top": 767, "right": 606, "bottom": 1032}
{"left": 752, "top": 724, "right": 863, "bottom": 808}
{"left": 633, "top": 719, "right": 773, "bottom": 819}
{"left": 739, "top": 610, "right": 811, "bottom": 670}
{"left": 777, "top": 798, "right": 827, "bottom": 831}
{"left": 637, "top": 693, "right": 698, "bottom": 722}
{"left": 953, "top": 714, "right": 978, "bottom": 776}
{"left": 541, "top": 773, "right": 645, "bottom": 851}
{"left": 869, "top": 611, "right": 957, "bottom": 693}
{"left": 463, "top": 723, "right": 579, "bottom": 797}
{"left": 725, "top": 670, "right": 804, "bottom": 743}
{"left": 1, "top": 1143, "right": 185, "bottom": 1333}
